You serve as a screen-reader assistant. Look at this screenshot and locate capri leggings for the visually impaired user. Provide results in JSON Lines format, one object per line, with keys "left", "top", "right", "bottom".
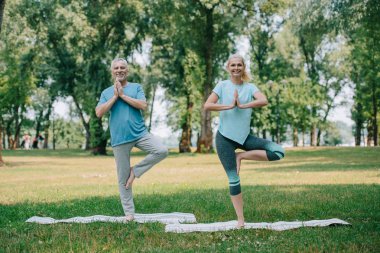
{"left": 215, "top": 131, "right": 285, "bottom": 196}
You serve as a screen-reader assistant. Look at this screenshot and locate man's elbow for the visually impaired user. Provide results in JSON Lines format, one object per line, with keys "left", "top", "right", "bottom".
{"left": 95, "top": 108, "right": 102, "bottom": 118}
{"left": 262, "top": 99, "right": 269, "bottom": 106}
{"left": 140, "top": 102, "right": 148, "bottom": 111}
{"left": 203, "top": 103, "right": 210, "bottom": 111}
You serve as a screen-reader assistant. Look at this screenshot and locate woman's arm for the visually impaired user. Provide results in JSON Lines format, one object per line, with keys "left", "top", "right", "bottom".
{"left": 237, "top": 91, "right": 268, "bottom": 109}
{"left": 204, "top": 92, "right": 236, "bottom": 111}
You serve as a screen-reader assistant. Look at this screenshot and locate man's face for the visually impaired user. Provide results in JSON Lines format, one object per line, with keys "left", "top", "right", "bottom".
{"left": 112, "top": 61, "right": 128, "bottom": 82}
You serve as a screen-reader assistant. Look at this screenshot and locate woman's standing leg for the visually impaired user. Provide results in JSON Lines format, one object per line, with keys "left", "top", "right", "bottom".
{"left": 215, "top": 131, "right": 245, "bottom": 227}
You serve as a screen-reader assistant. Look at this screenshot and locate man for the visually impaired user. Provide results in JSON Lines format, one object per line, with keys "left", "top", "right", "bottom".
{"left": 95, "top": 58, "right": 168, "bottom": 221}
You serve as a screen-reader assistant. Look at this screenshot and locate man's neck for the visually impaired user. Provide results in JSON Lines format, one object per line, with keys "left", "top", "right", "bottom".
{"left": 121, "top": 80, "right": 128, "bottom": 87}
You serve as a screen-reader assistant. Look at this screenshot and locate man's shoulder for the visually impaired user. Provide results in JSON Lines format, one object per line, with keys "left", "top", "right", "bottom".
{"left": 128, "top": 82, "right": 142, "bottom": 88}
{"left": 101, "top": 85, "right": 114, "bottom": 94}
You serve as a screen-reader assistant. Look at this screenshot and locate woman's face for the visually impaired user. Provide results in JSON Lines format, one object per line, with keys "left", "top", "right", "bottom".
{"left": 227, "top": 58, "right": 244, "bottom": 79}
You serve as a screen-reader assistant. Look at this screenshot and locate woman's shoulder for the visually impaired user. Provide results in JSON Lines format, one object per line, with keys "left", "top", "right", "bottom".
{"left": 245, "top": 82, "right": 258, "bottom": 88}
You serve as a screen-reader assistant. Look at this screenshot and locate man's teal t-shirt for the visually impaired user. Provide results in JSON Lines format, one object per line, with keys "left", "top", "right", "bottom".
{"left": 213, "top": 80, "right": 260, "bottom": 145}
{"left": 97, "top": 82, "right": 147, "bottom": 147}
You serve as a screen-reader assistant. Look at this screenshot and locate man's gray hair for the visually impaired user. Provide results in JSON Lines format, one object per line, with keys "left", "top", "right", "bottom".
{"left": 110, "top": 58, "right": 128, "bottom": 71}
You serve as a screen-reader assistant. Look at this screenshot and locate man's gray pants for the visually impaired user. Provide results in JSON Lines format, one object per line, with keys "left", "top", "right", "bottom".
{"left": 112, "top": 133, "right": 168, "bottom": 216}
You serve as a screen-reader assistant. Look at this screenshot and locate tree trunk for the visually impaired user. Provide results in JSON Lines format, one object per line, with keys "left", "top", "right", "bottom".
{"left": 355, "top": 124, "right": 361, "bottom": 146}
{"left": 90, "top": 115, "right": 107, "bottom": 155}
{"left": 2, "top": 127, "right": 5, "bottom": 150}
{"left": 197, "top": 8, "right": 214, "bottom": 153}
{"left": 302, "top": 128, "right": 305, "bottom": 147}
{"left": 371, "top": 80, "right": 378, "bottom": 146}
{"left": 34, "top": 110, "right": 43, "bottom": 148}
{"left": 293, "top": 127, "right": 298, "bottom": 147}
{"left": 0, "top": 0, "right": 6, "bottom": 33}
{"left": 6, "top": 121, "right": 14, "bottom": 150}
{"left": 0, "top": 123, "right": 4, "bottom": 166}
{"left": 179, "top": 99, "right": 193, "bottom": 153}
{"left": 72, "top": 94, "right": 91, "bottom": 150}
{"left": 367, "top": 123, "right": 373, "bottom": 146}
{"left": 262, "top": 129, "right": 266, "bottom": 139}
{"left": 43, "top": 102, "right": 53, "bottom": 149}
{"left": 148, "top": 84, "right": 157, "bottom": 132}
{"left": 317, "top": 128, "right": 322, "bottom": 146}
{"left": 310, "top": 124, "right": 317, "bottom": 146}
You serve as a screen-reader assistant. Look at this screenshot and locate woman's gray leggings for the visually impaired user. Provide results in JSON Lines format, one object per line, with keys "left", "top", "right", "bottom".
{"left": 215, "top": 131, "right": 285, "bottom": 196}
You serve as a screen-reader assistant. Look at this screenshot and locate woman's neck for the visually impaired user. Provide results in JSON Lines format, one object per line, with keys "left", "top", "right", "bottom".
{"left": 230, "top": 76, "right": 243, "bottom": 85}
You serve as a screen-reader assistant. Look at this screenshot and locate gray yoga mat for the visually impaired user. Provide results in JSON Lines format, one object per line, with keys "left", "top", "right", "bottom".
{"left": 26, "top": 212, "right": 197, "bottom": 225}
{"left": 165, "top": 218, "right": 350, "bottom": 233}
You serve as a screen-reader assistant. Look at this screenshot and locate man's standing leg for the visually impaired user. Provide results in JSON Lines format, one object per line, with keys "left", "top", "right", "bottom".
{"left": 113, "top": 142, "right": 136, "bottom": 217}
{"left": 132, "top": 133, "right": 168, "bottom": 179}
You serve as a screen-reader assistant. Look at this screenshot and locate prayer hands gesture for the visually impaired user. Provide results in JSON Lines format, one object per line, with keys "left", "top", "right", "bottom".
{"left": 231, "top": 89, "right": 242, "bottom": 109}
{"left": 114, "top": 80, "right": 123, "bottom": 97}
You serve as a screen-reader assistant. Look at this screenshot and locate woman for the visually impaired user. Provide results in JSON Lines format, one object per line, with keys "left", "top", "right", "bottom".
{"left": 204, "top": 54, "right": 285, "bottom": 228}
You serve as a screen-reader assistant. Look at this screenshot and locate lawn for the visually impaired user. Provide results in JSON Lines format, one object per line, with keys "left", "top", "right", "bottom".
{"left": 0, "top": 147, "right": 379, "bottom": 252}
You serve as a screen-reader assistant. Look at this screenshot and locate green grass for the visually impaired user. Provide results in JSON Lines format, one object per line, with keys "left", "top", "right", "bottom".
{"left": 1, "top": 147, "right": 379, "bottom": 252}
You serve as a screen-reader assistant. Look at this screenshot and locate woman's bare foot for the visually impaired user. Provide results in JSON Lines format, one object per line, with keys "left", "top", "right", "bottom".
{"left": 125, "top": 214, "right": 134, "bottom": 222}
{"left": 237, "top": 220, "right": 245, "bottom": 229}
{"left": 236, "top": 152, "right": 244, "bottom": 175}
{"left": 125, "top": 167, "right": 135, "bottom": 189}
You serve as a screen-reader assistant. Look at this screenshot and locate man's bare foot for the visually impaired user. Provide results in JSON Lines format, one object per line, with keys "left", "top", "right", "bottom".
{"left": 236, "top": 152, "right": 243, "bottom": 175}
{"left": 125, "top": 214, "right": 134, "bottom": 222}
{"left": 125, "top": 167, "right": 135, "bottom": 189}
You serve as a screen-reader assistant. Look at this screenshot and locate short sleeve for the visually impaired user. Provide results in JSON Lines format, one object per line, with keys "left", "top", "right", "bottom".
{"left": 136, "top": 85, "right": 146, "bottom": 101}
{"left": 212, "top": 82, "right": 223, "bottom": 98}
{"left": 251, "top": 84, "right": 260, "bottom": 94}
{"left": 97, "top": 91, "right": 107, "bottom": 107}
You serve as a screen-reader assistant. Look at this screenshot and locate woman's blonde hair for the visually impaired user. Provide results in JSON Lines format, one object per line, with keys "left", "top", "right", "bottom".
{"left": 226, "top": 54, "right": 251, "bottom": 82}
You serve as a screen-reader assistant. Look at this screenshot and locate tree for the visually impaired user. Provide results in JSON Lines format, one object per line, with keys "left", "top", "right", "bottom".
{"left": 0, "top": 0, "right": 36, "bottom": 150}
{"left": 290, "top": 0, "right": 331, "bottom": 146}
{"left": 331, "top": 0, "right": 380, "bottom": 146}
{"left": 0, "top": 0, "right": 5, "bottom": 33}
{"left": 18, "top": 0, "right": 150, "bottom": 154}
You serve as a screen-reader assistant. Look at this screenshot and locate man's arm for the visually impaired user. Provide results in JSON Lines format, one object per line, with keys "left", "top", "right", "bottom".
{"left": 95, "top": 85, "right": 119, "bottom": 118}
{"left": 119, "top": 95, "right": 148, "bottom": 110}
{"left": 117, "top": 84, "right": 147, "bottom": 110}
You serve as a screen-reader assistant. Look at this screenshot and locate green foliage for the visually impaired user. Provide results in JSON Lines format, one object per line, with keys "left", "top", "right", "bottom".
{"left": 53, "top": 118, "right": 85, "bottom": 149}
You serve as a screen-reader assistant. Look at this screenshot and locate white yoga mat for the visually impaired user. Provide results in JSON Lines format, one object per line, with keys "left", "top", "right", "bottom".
{"left": 165, "top": 218, "right": 350, "bottom": 233}
{"left": 26, "top": 212, "right": 196, "bottom": 225}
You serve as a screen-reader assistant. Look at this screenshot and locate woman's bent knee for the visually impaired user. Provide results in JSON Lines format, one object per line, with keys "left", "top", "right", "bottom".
{"left": 266, "top": 147, "right": 285, "bottom": 161}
